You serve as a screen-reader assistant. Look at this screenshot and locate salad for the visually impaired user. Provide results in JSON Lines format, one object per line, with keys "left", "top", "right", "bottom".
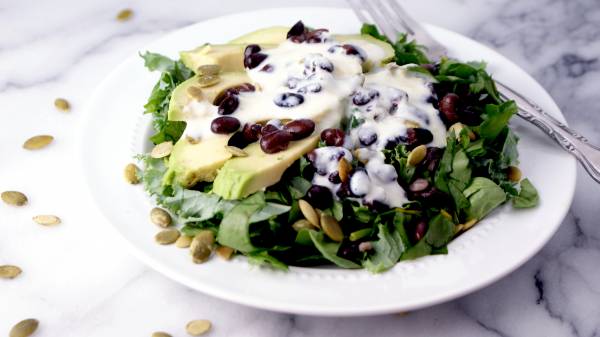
{"left": 133, "top": 21, "right": 539, "bottom": 273}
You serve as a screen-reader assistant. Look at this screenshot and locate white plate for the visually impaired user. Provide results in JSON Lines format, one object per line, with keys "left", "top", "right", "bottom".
{"left": 82, "top": 8, "right": 576, "bottom": 316}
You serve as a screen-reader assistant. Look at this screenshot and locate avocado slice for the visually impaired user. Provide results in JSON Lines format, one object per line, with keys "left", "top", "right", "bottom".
{"left": 180, "top": 43, "right": 277, "bottom": 73}
{"left": 228, "top": 26, "right": 289, "bottom": 44}
{"left": 212, "top": 135, "right": 319, "bottom": 199}
{"left": 167, "top": 135, "right": 232, "bottom": 187}
{"left": 167, "top": 71, "right": 251, "bottom": 121}
{"left": 333, "top": 34, "right": 395, "bottom": 71}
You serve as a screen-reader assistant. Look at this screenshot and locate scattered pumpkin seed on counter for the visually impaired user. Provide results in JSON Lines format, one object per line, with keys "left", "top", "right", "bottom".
{"left": 190, "top": 230, "right": 215, "bottom": 263}
{"left": 54, "top": 98, "right": 70, "bottom": 112}
{"left": 124, "top": 163, "right": 140, "bottom": 184}
{"left": 150, "top": 207, "right": 172, "bottom": 227}
{"left": 33, "top": 215, "right": 61, "bottom": 226}
{"left": 23, "top": 135, "right": 53, "bottom": 150}
{"left": 116, "top": 8, "right": 133, "bottom": 21}
{"left": 1, "top": 191, "right": 28, "bottom": 206}
{"left": 150, "top": 141, "right": 173, "bottom": 158}
{"left": 0, "top": 265, "right": 22, "bottom": 279}
{"left": 9, "top": 318, "right": 38, "bottom": 337}
{"left": 155, "top": 228, "right": 180, "bottom": 245}
{"left": 185, "top": 319, "right": 212, "bottom": 336}
{"left": 151, "top": 332, "right": 172, "bottom": 337}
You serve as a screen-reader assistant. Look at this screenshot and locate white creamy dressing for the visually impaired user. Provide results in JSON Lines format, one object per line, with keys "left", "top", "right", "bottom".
{"left": 180, "top": 33, "right": 447, "bottom": 208}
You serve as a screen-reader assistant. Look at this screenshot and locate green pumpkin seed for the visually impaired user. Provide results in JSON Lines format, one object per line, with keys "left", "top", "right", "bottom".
{"left": 190, "top": 230, "right": 214, "bottom": 263}
{"left": 507, "top": 166, "right": 522, "bottom": 182}
{"left": 155, "top": 228, "right": 180, "bottom": 245}
{"left": 225, "top": 145, "right": 248, "bottom": 157}
{"left": 124, "top": 163, "right": 139, "bottom": 184}
{"left": 338, "top": 158, "right": 351, "bottom": 183}
{"left": 175, "top": 235, "right": 193, "bottom": 248}
{"left": 151, "top": 332, "right": 172, "bottom": 337}
{"left": 54, "top": 98, "right": 70, "bottom": 112}
{"left": 0, "top": 265, "right": 22, "bottom": 279}
{"left": 299, "top": 200, "right": 319, "bottom": 228}
{"left": 150, "top": 141, "right": 173, "bottom": 158}
{"left": 116, "top": 8, "right": 133, "bottom": 21}
{"left": 197, "top": 64, "right": 221, "bottom": 76}
{"left": 1, "top": 191, "right": 28, "bottom": 206}
{"left": 320, "top": 213, "right": 343, "bottom": 242}
{"left": 33, "top": 215, "right": 61, "bottom": 226}
{"left": 23, "top": 135, "right": 53, "bottom": 150}
{"left": 9, "top": 318, "right": 38, "bottom": 337}
{"left": 292, "top": 219, "right": 315, "bottom": 232}
{"left": 197, "top": 74, "right": 220, "bottom": 88}
{"left": 407, "top": 144, "right": 427, "bottom": 166}
{"left": 216, "top": 246, "right": 234, "bottom": 260}
{"left": 150, "top": 207, "right": 172, "bottom": 227}
{"left": 186, "top": 86, "right": 204, "bottom": 101}
{"left": 186, "top": 319, "right": 212, "bottom": 336}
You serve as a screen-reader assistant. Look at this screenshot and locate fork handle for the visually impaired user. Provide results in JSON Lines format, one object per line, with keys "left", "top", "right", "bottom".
{"left": 496, "top": 81, "right": 600, "bottom": 183}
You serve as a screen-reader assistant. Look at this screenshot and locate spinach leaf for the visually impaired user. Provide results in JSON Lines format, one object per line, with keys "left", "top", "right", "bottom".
{"left": 463, "top": 177, "right": 507, "bottom": 220}
{"left": 513, "top": 178, "right": 539, "bottom": 208}
{"left": 288, "top": 176, "right": 311, "bottom": 199}
{"left": 434, "top": 136, "right": 472, "bottom": 210}
{"left": 498, "top": 129, "right": 520, "bottom": 169}
{"left": 436, "top": 58, "right": 500, "bottom": 103}
{"left": 384, "top": 145, "right": 416, "bottom": 183}
{"left": 247, "top": 251, "right": 289, "bottom": 271}
{"left": 162, "top": 186, "right": 235, "bottom": 223}
{"left": 364, "top": 224, "right": 407, "bottom": 273}
{"left": 360, "top": 23, "right": 391, "bottom": 43}
{"left": 479, "top": 101, "right": 517, "bottom": 141}
{"left": 393, "top": 34, "right": 431, "bottom": 66}
{"left": 424, "top": 213, "right": 455, "bottom": 248}
{"left": 308, "top": 230, "right": 361, "bottom": 269}
{"left": 400, "top": 240, "right": 432, "bottom": 261}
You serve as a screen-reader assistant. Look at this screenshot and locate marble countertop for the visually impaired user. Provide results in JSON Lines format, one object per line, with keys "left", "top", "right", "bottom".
{"left": 2, "top": 0, "right": 600, "bottom": 336}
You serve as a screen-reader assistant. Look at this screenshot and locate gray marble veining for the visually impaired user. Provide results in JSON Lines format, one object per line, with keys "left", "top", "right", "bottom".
{"left": 1, "top": 0, "right": 599, "bottom": 336}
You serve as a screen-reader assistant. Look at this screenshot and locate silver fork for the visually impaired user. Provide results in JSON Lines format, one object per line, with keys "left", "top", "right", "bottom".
{"left": 348, "top": 0, "right": 600, "bottom": 184}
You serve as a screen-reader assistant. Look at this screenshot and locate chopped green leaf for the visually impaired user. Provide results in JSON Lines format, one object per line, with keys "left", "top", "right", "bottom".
{"left": 401, "top": 240, "right": 432, "bottom": 261}
{"left": 463, "top": 177, "right": 507, "bottom": 220}
{"left": 364, "top": 224, "right": 407, "bottom": 273}
{"left": 513, "top": 178, "right": 539, "bottom": 208}
{"left": 479, "top": 101, "right": 518, "bottom": 141}
{"left": 424, "top": 213, "right": 455, "bottom": 248}
{"left": 247, "top": 251, "right": 288, "bottom": 271}
{"left": 308, "top": 230, "right": 361, "bottom": 269}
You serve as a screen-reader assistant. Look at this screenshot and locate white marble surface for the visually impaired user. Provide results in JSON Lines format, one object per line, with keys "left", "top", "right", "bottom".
{"left": 1, "top": 0, "right": 600, "bottom": 336}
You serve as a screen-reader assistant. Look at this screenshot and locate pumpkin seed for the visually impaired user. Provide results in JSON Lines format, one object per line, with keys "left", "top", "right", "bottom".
{"left": 225, "top": 145, "right": 248, "bottom": 157}
{"left": 338, "top": 158, "right": 351, "bottom": 183}
{"left": 197, "top": 74, "right": 220, "bottom": 88}
{"left": 449, "top": 122, "right": 476, "bottom": 140}
{"left": 175, "top": 235, "right": 193, "bottom": 248}
{"left": 155, "top": 228, "right": 180, "bottom": 245}
{"left": 190, "top": 230, "right": 215, "bottom": 263}
{"left": 1, "top": 191, "right": 28, "bottom": 206}
{"left": 404, "top": 120, "right": 420, "bottom": 128}
{"left": 507, "top": 166, "right": 522, "bottom": 182}
{"left": 197, "top": 64, "right": 221, "bottom": 76}
{"left": 320, "top": 213, "right": 343, "bottom": 242}
{"left": 186, "top": 136, "right": 200, "bottom": 144}
{"left": 116, "top": 8, "right": 133, "bottom": 21}
{"left": 463, "top": 218, "right": 478, "bottom": 231}
{"left": 33, "top": 215, "right": 61, "bottom": 226}
{"left": 298, "top": 200, "right": 319, "bottom": 228}
{"left": 23, "top": 135, "right": 53, "bottom": 150}
{"left": 151, "top": 332, "right": 172, "bottom": 337}
{"left": 150, "top": 141, "right": 173, "bottom": 158}
{"left": 150, "top": 207, "right": 172, "bottom": 227}
{"left": 454, "top": 223, "right": 465, "bottom": 234}
{"left": 9, "top": 318, "right": 38, "bottom": 337}
{"left": 216, "top": 246, "right": 234, "bottom": 260}
{"left": 124, "top": 163, "right": 140, "bottom": 184}
{"left": 186, "top": 319, "right": 212, "bottom": 336}
{"left": 54, "top": 98, "right": 70, "bottom": 112}
{"left": 186, "top": 86, "right": 204, "bottom": 101}
{"left": 292, "top": 219, "right": 315, "bottom": 231}
{"left": 407, "top": 145, "right": 427, "bottom": 166}
{"left": 0, "top": 265, "right": 22, "bottom": 279}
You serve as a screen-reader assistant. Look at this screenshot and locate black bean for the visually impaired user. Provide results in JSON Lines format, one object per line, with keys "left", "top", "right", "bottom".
{"left": 213, "top": 83, "right": 255, "bottom": 105}
{"left": 328, "top": 171, "right": 341, "bottom": 184}
{"left": 459, "top": 105, "right": 483, "bottom": 126}
{"left": 409, "top": 178, "right": 429, "bottom": 192}
{"left": 305, "top": 29, "right": 328, "bottom": 43}
{"left": 242, "top": 123, "right": 262, "bottom": 142}
{"left": 287, "top": 20, "right": 306, "bottom": 39}
{"left": 364, "top": 200, "right": 389, "bottom": 212}
{"left": 244, "top": 44, "right": 261, "bottom": 58}
{"left": 304, "top": 56, "right": 334, "bottom": 73}
{"left": 217, "top": 93, "right": 239, "bottom": 115}
{"left": 261, "top": 123, "right": 280, "bottom": 136}
{"left": 352, "top": 88, "right": 379, "bottom": 106}
{"left": 358, "top": 127, "right": 377, "bottom": 146}
{"left": 306, "top": 185, "right": 333, "bottom": 208}
{"left": 260, "top": 64, "right": 274, "bottom": 72}
{"left": 320, "top": 128, "right": 345, "bottom": 147}
{"left": 297, "top": 83, "right": 322, "bottom": 93}
{"left": 414, "top": 221, "right": 427, "bottom": 242}
{"left": 274, "top": 92, "right": 304, "bottom": 108}
{"left": 244, "top": 52, "right": 268, "bottom": 69}
{"left": 406, "top": 128, "right": 433, "bottom": 149}
{"left": 306, "top": 150, "right": 317, "bottom": 164}
{"left": 336, "top": 180, "right": 353, "bottom": 198}
{"left": 260, "top": 130, "right": 293, "bottom": 154}
{"left": 337, "top": 241, "right": 362, "bottom": 262}
{"left": 283, "top": 119, "right": 315, "bottom": 140}
{"left": 342, "top": 44, "right": 365, "bottom": 61}
{"left": 228, "top": 131, "right": 249, "bottom": 148}
{"left": 211, "top": 116, "right": 240, "bottom": 134}
{"left": 423, "top": 147, "right": 444, "bottom": 172}
{"left": 439, "top": 93, "right": 460, "bottom": 124}
{"left": 286, "top": 77, "right": 300, "bottom": 89}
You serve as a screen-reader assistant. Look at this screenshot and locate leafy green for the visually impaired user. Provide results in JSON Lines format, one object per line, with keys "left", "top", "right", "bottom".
{"left": 513, "top": 178, "right": 539, "bottom": 208}
{"left": 479, "top": 101, "right": 518, "bottom": 141}
{"left": 401, "top": 240, "right": 432, "bottom": 261}
{"left": 384, "top": 145, "right": 416, "bottom": 183}
{"left": 434, "top": 136, "right": 472, "bottom": 211}
{"left": 360, "top": 23, "right": 391, "bottom": 43}
{"left": 247, "top": 251, "right": 289, "bottom": 271}
{"left": 308, "top": 230, "right": 361, "bottom": 269}
{"left": 360, "top": 24, "right": 430, "bottom": 66}
{"left": 137, "top": 155, "right": 171, "bottom": 198}
{"left": 140, "top": 52, "right": 193, "bottom": 144}
{"left": 288, "top": 176, "right": 311, "bottom": 199}
{"left": 436, "top": 58, "right": 501, "bottom": 103}
{"left": 162, "top": 186, "right": 235, "bottom": 223}
{"left": 424, "top": 213, "right": 455, "bottom": 248}
{"left": 364, "top": 224, "right": 407, "bottom": 273}
{"left": 463, "top": 177, "right": 507, "bottom": 220}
